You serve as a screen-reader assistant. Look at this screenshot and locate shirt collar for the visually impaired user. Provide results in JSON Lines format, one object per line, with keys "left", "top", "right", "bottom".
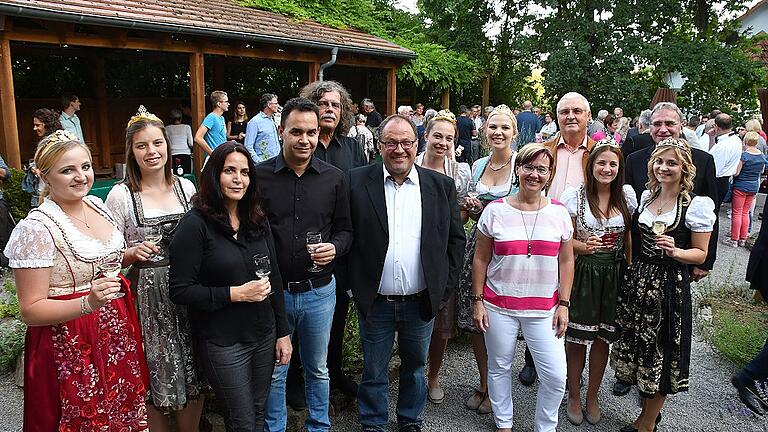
{"left": 273, "top": 153, "right": 323, "bottom": 175}
{"left": 383, "top": 163, "right": 420, "bottom": 186}
{"left": 557, "top": 134, "right": 588, "bottom": 149}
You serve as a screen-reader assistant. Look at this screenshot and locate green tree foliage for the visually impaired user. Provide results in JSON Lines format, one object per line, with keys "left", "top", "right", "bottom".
{"left": 501, "top": 0, "right": 768, "bottom": 116}
{"left": 238, "top": 0, "right": 482, "bottom": 91}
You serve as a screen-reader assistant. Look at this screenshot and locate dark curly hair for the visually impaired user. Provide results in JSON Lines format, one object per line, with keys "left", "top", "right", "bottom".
{"left": 33, "top": 108, "right": 62, "bottom": 136}
{"left": 191, "top": 142, "right": 267, "bottom": 238}
{"left": 299, "top": 80, "right": 353, "bottom": 136}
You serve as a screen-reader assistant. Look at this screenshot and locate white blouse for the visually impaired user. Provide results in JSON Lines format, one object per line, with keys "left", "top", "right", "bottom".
{"left": 561, "top": 184, "right": 638, "bottom": 229}
{"left": 472, "top": 155, "right": 516, "bottom": 197}
{"left": 637, "top": 190, "right": 716, "bottom": 232}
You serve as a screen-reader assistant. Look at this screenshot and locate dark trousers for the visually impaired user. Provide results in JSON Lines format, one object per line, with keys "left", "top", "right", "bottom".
{"left": 197, "top": 333, "right": 276, "bottom": 432}
{"left": 740, "top": 336, "right": 768, "bottom": 383}
{"left": 716, "top": 176, "right": 730, "bottom": 208}
{"left": 328, "top": 289, "right": 351, "bottom": 380}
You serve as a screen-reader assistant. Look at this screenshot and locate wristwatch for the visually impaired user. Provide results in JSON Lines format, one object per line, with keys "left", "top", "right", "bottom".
{"left": 471, "top": 294, "right": 484, "bottom": 302}
{"left": 558, "top": 299, "right": 571, "bottom": 308}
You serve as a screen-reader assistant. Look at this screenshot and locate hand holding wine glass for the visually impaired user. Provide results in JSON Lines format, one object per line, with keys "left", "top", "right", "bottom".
{"left": 253, "top": 253, "right": 272, "bottom": 295}
{"left": 143, "top": 225, "right": 164, "bottom": 262}
{"left": 463, "top": 181, "right": 482, "bottom": 213}
{"left": 97, "top": 251, "right": 124, "bottom": 299}
{"left": 306, "top": 232, "right": 324, "bottom": 272}
{"left": 652, "top": 220, "right": 669, "bottom": 256}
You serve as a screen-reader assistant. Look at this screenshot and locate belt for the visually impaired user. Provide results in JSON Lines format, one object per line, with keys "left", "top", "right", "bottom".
{"left": 379, "top": 291, "right": 426, "bottom": 302}
{"left": 285, "top": 275, "right": 333, "bottom": 293}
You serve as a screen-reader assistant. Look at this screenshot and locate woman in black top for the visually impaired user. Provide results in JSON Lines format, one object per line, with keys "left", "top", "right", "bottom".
{"left": 170, "top": 142, "right": 291, "bottom": 432}
{"left": 227, "top": 101, "right": 248, "bottom": 144}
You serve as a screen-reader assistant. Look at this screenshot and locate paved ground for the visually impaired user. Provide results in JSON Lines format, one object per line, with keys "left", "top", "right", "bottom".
{"left": 1, "top": 196, "right": 766, "bottom": 431}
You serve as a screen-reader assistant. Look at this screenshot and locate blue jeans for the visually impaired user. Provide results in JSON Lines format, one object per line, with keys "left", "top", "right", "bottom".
{"left": 265, "top": 278, "right": 336, "bottom": 432}
{"left": 357, "top": 296, "right": 434, "bottom": 431}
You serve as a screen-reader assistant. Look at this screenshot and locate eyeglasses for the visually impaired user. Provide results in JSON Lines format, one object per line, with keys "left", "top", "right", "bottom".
{"left": 651, "top": 120, "right": 679, "bottom": 128}
{"left": 381, "top": 140, "right": 417, "bottom": 150}
{"left": 318, "top": 100, "right": 342, "bottom": 110}
{"left": 521, "top": 164, "right": 550, "bottom": 175}
{"left": 558, "top": 108, "right": 585, "bottom": 116}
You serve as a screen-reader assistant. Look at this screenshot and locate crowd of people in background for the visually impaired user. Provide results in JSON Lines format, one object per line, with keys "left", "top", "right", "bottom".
{"left": 4, "top": 83, "right": 768, "bottom": 432}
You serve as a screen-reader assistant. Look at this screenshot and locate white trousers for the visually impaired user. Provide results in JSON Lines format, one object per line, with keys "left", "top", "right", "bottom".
{"left": 484, "top": 307, "right": 566, "bottom": 431}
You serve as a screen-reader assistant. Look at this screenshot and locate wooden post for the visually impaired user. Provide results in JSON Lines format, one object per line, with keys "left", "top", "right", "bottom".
{"left": 386, "top": 67, "right": 397, "bottom": 116}
{"left": 441, "top": 89, "right": 450, "bottom": 110}
{"left": 94, "top": 57, "right": 111, "bottom": 169}
{"left": 482, "top": 74, "right": 490, "bottom": 109}
{"left": 189, "top": 52, "right": 206, "bottom": 173}
{"left": 308, "top": 62, "right": 320, "bottom": 83}
{"left": 0, "top": 35, "right": 20, "bottom": 169}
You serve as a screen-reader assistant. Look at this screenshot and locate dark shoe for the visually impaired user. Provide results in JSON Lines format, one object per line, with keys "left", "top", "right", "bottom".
{"left": 518, "top": 364, "right": 537, "bottom": 387}
{"left": 732, "top": 375, "right": 766, "bottom": 415}
{"left": 613, "top": 379, "right": 632, "bottom": 396}
{"left": 619, "top": 414, "right": 662, "bottom": 432}
{"left": 331, "top": 374, "right": 359, "bottom": 398}
{"left": 399, "top": 425, "right": 422, "bottom": 432}
{"left": 286, "top": 382, "right": 307, "bottom": 410}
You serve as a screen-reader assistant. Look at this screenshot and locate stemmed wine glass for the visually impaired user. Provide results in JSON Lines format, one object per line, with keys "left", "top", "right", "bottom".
{"left": 143, "top": 225, "right": 164, "bottom": 262}
{"left": 253, "top": 253, "right": 272, "bottom": 295}
{"left": 464, "top": 181, "right": 479, "bottom": 213}
{"left": 98, "top": 251, "right": 124, "bottom": 299}
{"left": 652, "top": 220, "right": 668, "bottom": 256}
{"left": 306, "top": 232, "right": 323, "bottom": 273}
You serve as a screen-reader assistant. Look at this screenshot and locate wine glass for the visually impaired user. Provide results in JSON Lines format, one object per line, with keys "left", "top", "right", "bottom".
{"left": 592, "top": 226, "right": 606, "bottom": 251}
{"left": 143, "top": 225, "right": 164, "bottom": 262}
{"left": 306, "top": 232, "right": 323, "bottom": 273}
{"left": 464, "top": 181, "right": 479, "bottom": 212}
{"left": 98, "top": 252, "right": 125, "bottom": 299}
{"left": 253, "top": 253, "right": 272, "bottom": 295}
{"left": 652, "top": 220, "right": 668, "bottom": 256}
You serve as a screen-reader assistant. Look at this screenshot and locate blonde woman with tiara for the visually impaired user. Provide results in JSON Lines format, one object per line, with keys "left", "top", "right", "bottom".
{"left": 612, "top": 138, "right": 715, "bottom": 432}
{"left": 4, "top": 130, "right": 149, "bottom": 431}
{"left": 456, "top": 104, "right": 518, "bottom": 415}
{"left": 106, "top": 107, "right": 204, "bottom": 431}
{"left": 415, "top": 109, "right": 471, "bottom": 404}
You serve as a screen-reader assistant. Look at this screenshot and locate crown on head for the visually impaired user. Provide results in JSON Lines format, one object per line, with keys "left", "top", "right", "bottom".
{"left": 35, "top": 129, "right": 82, "bottom": 163}
{"left": 128, "top": 105, "right": 162, "bottom": 127}
{"left": 592, "top": 135, "right": 621, "bottom": 152}
{"left": 655, "top": 137, "right": 691, "bottom": 154}
{"left": 489, "top": 104, "right": 514, "bottom": 119}
{"left": 431, "top": 109, "right": 456, "bottom": 124}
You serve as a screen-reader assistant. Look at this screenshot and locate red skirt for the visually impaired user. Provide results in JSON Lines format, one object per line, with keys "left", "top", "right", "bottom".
{"left": 24, "top": 274, "right": 149, "bottom": 431}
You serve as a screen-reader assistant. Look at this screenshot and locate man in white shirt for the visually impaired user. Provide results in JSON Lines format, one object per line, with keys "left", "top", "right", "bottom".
{"left": 59, "top": 93, "right": 85, "bottom": 143}
{"left": 709, "top": 113, "right": 743, "bottom": 206}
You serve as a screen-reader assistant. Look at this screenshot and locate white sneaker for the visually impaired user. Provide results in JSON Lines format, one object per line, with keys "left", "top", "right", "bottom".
{"left": 738, "top": 240, "right": 746, "bottom": 247}
{"left": 721, "top": 238, "right": 738, "bottom": 248}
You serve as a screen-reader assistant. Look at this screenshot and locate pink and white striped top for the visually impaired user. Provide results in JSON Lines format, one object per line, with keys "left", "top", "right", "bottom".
{"left": 477, "top": 197, "right": 573, "bottom": 317}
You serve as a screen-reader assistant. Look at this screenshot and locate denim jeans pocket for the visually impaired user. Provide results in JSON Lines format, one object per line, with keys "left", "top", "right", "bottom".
{"left": 311, "top": 277, "right": 336, "bottom": 298}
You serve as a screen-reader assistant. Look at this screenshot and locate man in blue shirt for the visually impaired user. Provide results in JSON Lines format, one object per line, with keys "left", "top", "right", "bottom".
{"left": 516, "top": 100, "right": 541, "bottom": 147}
{"left": 244, "top": 93, "right": 281, "bottom": 162}
{"left": 59, "top": 93, "right": 85, "bottom": 143}
{"left": 194, "top": 90, "right": 229, "bottom": 156}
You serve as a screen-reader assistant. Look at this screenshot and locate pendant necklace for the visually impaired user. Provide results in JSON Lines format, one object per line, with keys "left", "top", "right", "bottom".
{"left": 519, "top": 195, "right": 542, "bottom": 258}
{"left": 65, "top": 203, "right": 91, "bottom": 228}
{"left": 655, "top": 195, "right": 676, "bottom": 215}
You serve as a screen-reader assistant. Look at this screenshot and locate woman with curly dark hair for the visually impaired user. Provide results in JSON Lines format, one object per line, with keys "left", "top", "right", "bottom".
{"left": 32, "top": 108, "right": 62, "bottom": 139}
{"left": 169, "top": 142, "right": 291, "bottom": 431}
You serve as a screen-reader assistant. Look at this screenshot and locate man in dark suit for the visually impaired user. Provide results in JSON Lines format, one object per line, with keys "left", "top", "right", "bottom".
{"left": 619, "top": 101, "right": 720, "bottom": 397}
{"left": 347, "top": 115, "right": 466, "bottom": 432}
{"left": 621, "top": 109, "right": 653, "bottom": 157}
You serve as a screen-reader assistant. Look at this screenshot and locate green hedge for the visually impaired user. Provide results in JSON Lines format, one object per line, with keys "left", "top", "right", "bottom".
{"left": 3, "top": 168, "right": 33, "bottom": 222}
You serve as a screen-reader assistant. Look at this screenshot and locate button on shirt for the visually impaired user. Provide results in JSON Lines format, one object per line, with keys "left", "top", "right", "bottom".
{"left": 254, "top": 155, "right": 352, "bottom": 285}
{"left": 314, "top": 135, "right": 367, "bottom": 172}
{"left": 709, "top": 132, "right": 742, "bottom": 177}
{"left": 378, "top": 165, "right": 426, "bottom": 296}
{"left": 60, "top": 112, "right": 84, "bottom": 143}
{"left": 244, "top": 112, "right": 280, "bottom": 162}
{"left": 547, "top": 135, "right": 588, "bottom": 200}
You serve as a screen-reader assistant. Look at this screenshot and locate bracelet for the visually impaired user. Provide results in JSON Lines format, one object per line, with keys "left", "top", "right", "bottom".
{"left": 471, "top": 294, "right": 484, "bottom": 302}
{"left": 558, "top": 299, "right": 570, "bottom": 308}
{"left": 80, "top": 296, "right": 93, "bottom": 315}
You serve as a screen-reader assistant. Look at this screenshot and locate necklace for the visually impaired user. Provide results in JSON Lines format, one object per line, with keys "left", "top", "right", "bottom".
{"left": 489, "top": 156, "right": 512, "bottom": 172}
{"left": 64, "top": 203, "right": 91, "bottom": 228}
{"left": 654, "top": 194, "right": 677, "bottom": 215}
{"left": 518, "top": 195, "right": 543, "bottom": 258}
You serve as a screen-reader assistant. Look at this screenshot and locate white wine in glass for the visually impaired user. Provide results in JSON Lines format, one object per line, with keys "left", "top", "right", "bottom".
{"left": 144, "top": 225, "right": 164, "bottom": 261}
{"left": 98, "top": 253, "right": 125, "bottom": 299}
{"left": 652, "top": 220, "right": 667, "bottom": 235}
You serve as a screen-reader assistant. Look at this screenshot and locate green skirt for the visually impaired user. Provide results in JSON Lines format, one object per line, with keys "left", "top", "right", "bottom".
{"left": 565, "top": 250, "right": 625, "bottom": 345}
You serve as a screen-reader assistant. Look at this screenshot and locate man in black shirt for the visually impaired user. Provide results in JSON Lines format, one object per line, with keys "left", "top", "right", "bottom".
{"left": 362, "top": 98, "right": 383, "bottom": 128}
{"left": 456, "top": 105, "right": 475, "bottom": 164}
{"left": 300, "top": 81, "right": 367, "bottom": 401}
{"left": 256, "top": 97, "right": 352, "bottom": 432}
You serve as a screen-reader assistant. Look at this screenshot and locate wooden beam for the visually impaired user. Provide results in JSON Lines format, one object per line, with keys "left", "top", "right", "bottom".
{"left": 93, "top": 57, "right": 112, "bottom": 169}
{"left": 386, "top": 67, "right": 397, "bottom": 116}
{"left": 482, "top": 74, "right": 490, "bottom": 109}
{"left": 189, "top": 52, "right": 206, "bottom": 174}
{"left": 308, "top": 62, "right": 320, "bottom": 83}
{"left": 441, "top": 89, "right": 450, "bottom": 110}
{"left": 0, "top": 36, "right": 20, "bottom": 169}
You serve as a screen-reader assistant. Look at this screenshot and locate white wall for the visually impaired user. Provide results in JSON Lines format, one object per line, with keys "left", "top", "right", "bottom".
{"left": 741, "top": 4, "right": 768, "bottom": 37}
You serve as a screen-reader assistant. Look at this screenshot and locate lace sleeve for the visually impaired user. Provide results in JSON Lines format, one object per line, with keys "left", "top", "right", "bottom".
{"left": 105, "top": 183, "right": 131, "bottom": 234}
{"left": 178, "top": 177, "right": 197, "bottom": 203}
{"left": 3, "top": 219, "right": 55, "bottom": 268}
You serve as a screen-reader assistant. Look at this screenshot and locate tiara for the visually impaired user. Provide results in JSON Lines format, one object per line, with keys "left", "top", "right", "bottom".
{"left": 35, "top": 129, "right": 82, "bottom": 162}
{"left": 128, "top": 105, "right": 162, "bottom": 127}
{"left": 431, "top": 109, "right": 456, "bottom": 124}
{"left": 488, "top": 104, "right": 514, "bottom": 119}
{"left": 592, "top": 135, "right": 621, "bottom": 152}
{"left": 655, "top": 137, "right": 691, "bottom": 153}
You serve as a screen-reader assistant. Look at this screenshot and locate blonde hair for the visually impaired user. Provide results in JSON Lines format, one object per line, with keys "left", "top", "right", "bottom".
{"left": 482, "top": 107, "right": 519, "bottom": 150}
{"left": 745, "top": 119, "right": 763, "bottom": 134}
{"left": 645, "top": 141, "right": 695, "bottom": 206}
{"left": 35, "top": 132, "right": 92, "bottom": 199}
{"left": 744, "top": 131, "right": 759, "bottom": 147}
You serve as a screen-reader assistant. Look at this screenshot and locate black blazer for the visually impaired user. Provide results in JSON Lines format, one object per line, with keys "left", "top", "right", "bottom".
{"left": 346, "top": 163, "right": 466, "bottom": 320}
{"left": 621, "top": 132, "right": 654, "bottom": 157}
{"left": 746, "top": 199, "right": 767, "bottom": 299}
{"left": 625, "top": 144, "right": 719, "bottom": 270}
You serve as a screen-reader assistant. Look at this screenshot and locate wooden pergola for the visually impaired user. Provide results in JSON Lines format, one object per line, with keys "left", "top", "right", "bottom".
{"left": 0, "top": 0, "right": 415, "bottom": 170}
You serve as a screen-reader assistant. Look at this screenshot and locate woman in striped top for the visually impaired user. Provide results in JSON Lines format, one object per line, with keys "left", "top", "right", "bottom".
{"left": 472, "top": 143, "right": 575, "bottom": 432}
